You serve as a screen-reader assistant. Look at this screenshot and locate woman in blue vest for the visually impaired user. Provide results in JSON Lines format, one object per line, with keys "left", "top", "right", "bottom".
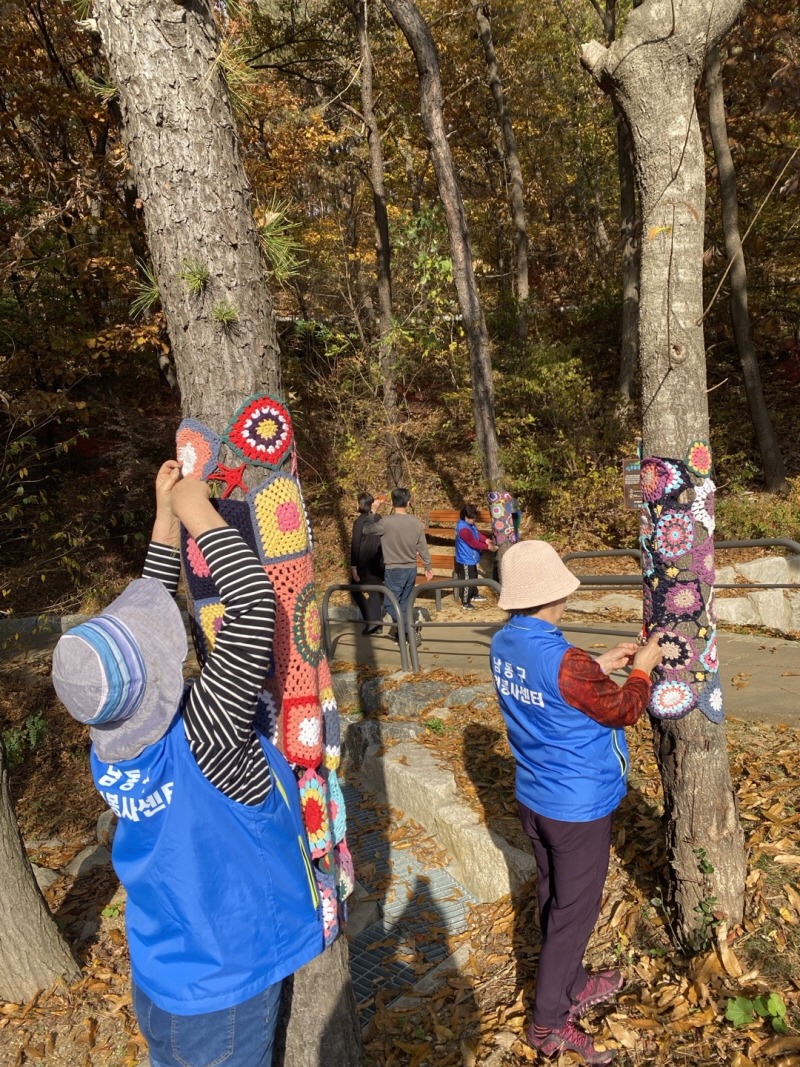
{"left": 492, "top": 540, "right": 662, "bottom": 1065}
{"left": 52, "top": 462, "right": 324, "bottom": 1067}
{"left": 455, "top": 504, "right": 496, "bottom": 608}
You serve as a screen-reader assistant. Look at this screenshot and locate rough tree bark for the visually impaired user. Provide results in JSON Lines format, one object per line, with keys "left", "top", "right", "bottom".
{"left": 705, "top": 45, "right": 788, "bottom": 494}
{"left": 582, "top": 0, "right": 747, "bottom": 945}
{"left": 0, "top": 742, "right": 79, "bottom": 1001}
{"left": 355, "top": 0, "right": 404, "bottom": 487}
{"left": 90, "top": 2, "right": 361, "bottom": 1061}
{"left": 597, "top": 0, "right": 641, "bottom": 399}
{"left": 472, "top": 1, "right": 529, "bottom": 342}
{"left": 383, "top": 0, "right": 505, "bottom": 488}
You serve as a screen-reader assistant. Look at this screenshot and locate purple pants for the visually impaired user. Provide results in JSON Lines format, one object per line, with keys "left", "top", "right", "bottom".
{"left": 518, "top": 801, "right": 613, "bottom": 1028}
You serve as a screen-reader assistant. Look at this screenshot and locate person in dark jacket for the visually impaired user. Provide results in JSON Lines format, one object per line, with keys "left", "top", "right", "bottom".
{"left": 492, "top": 540, "right": 662, "bottom": 1065}
{"left": 350, "top": 491, "right": 385, "bottom": 634}
{"left": 455, "top": 503, "right": 496, "bottom": 608}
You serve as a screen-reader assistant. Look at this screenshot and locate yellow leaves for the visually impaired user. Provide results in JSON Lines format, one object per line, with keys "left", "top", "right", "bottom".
{"left": 647, "top": 224, "right": 673, "bottom": 240}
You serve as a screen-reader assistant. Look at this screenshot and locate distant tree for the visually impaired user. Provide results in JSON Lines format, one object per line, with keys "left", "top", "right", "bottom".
{"left": 705, "top": 45, "right": 788, "bottom": 494}
{"left": 383, "top": 0, "right": 505, "bottom": 488}
{"left": 472, "top": 1, "right": 530, "bottom": 342}
{"left": 0, "top": 743, "right": 79, "bottom": 1001}
{"left": 353, "top": 0, "right": 405, "bottom": 487}
{"left": 582, "top": 0, "right": 747, "bottom": 945}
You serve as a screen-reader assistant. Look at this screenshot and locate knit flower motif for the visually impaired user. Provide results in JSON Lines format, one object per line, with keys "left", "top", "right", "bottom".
{"left": 650, "top": 679, "right": 695, "bottom": 719}
{"left": 227, "top": 395, "right": 294, "bottom": 468}
{"left": 640, "top": 458, "right": 670, "bottom": 503}
{"left": 664, "top": 581, "right": 704, "bottom": 618}
{"left": 697, "top": 676, "right": 724, "bottom": 723}
{"left": 654, "top": 509, "right": 695, "bottom": 559}
{"left": 700, "top": 632, "right": 719, "bottom": 672}
{"left": 686, "top": 440, "right": 712, "bottom": 478}
{"left": 175, "top": 420, "right": 221, "bottom": 480}
{"left": 297, "top": 769, "right": 331, "bottom": 856}
{"left": 691, "top": 478, "right": 716, "bottom": 534}
{"left": 691, "top": 538, "right": 716, "bottom": 586}
{"left": 640, "top": 509, "right": 655, "bottom": 539}
{"left": 657, "top": 630, "right": 695, "bottom": 671}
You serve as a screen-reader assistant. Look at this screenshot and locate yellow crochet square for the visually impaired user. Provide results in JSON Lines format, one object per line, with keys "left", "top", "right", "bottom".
{"left": 250, "top": 475, "right": 310, "bottom": 563}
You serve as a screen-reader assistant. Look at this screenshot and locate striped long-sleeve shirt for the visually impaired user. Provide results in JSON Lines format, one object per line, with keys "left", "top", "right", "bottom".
{"left": 142, "top": 529, "right": 274, "bottom": 806}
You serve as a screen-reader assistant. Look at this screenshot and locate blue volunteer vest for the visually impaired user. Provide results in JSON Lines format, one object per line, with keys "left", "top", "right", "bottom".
{"left": 91, "top": 713, "right": 323, "bottom": 1015}
{"left": 455, "top": 520, "right": 481, "bottom": 565}
{"left": 491, "top": 615, "right": 628, "bottom": 822}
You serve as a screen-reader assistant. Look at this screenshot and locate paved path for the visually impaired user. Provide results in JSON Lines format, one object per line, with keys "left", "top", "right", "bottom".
{"left": 328, "top": 613, "right": 800, "bottom": 725}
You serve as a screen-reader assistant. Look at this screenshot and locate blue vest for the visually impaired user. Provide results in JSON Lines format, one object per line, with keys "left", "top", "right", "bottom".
{"left": 490, "top": 615, "right": 628, "bottom": 822}
{"left": 455, "top": 520, "right": 481, "bottom": 565}
{"left": 91, "top": 714, "right": 323, "bottom": 1015}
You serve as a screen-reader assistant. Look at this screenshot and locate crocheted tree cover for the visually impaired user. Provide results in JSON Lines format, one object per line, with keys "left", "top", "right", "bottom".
{"left": 487, "top": 491, "right": 520, "bottom": 546}
{"left": 640, "top": 446, "right": 722, "bottom": 723}
{"left": 176, "top": 395, "right": 351, "bottom": 943}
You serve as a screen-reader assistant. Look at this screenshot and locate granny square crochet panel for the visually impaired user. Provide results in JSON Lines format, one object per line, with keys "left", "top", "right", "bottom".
{"left": 640, "top": 445, "right": 722, "bottom": 724}
{"left": 176, "top": 394, "right": 348, "bottom": 944}
{"left": 487, "top": 491, "right": 519, "bottom": 546}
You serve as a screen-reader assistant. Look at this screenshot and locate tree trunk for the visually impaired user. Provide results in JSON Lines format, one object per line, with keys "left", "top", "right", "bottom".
{"left": 94, "top": 0, "right": 281, "bottom": 429}
{"left": 356, "top": 0, "right": 404, "bottom": 487}
{"left": 92, "top": 3, "right": 361, "bottom": 1060}
{"left": 705, "top": 46, "right": 788, "bottom": 494}
{"left": 582, "top": 0, "right": 746, "bottom": 945}
{"left": 472, "top": 2, "right": 529, "bottom": 342}
{"left": 604, "top": 0, "right": 640, "bottom": 400}
{"left": 0, "top": 742, "right": 79, "bottom": 1002}
{"left": 615, "top": 102, "right": 640, "bottom": 399}
{"left": 383, "top": 0, "right": 504, "bottom": 489}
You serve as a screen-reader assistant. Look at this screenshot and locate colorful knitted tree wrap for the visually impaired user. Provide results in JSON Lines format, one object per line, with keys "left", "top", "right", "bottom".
{"left": 176, "top": 395, "right": 347, "bottom": 944}
{"left": 487, "top": 491, "right": 519, "bottom": 546}
{"left": 640, "top": 448, "right": 722, "bottom": 723}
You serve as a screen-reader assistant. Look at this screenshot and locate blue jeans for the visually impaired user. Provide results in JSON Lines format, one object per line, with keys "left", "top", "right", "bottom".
{"left": 133, "top": 981, "right": 283, "bottom": 1067}
{"left": 383, "top": 567, "right": 417, "bottom": 627}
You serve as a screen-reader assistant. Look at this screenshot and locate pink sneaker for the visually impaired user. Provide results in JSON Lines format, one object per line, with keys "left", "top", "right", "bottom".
{"left": 526, "top": 1020, "right": 614, "bottom": 1064}
{"left": 569, "top": 969, "right": 624, "bottom": 1019}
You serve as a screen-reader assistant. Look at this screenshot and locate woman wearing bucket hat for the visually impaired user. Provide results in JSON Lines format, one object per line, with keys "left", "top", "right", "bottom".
{"left": 52, "top": 461, "right": 323, "bottom": 1067}
{"left": 491, "top": 540, "right": 662, "bottom": 1065}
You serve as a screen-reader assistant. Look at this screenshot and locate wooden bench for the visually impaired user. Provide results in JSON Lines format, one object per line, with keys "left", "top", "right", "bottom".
{"left": 415, "top": 508, "right": 494, "bottom": 608}
{"left": 424, "top": 508, "right": 492, "bottom": 541}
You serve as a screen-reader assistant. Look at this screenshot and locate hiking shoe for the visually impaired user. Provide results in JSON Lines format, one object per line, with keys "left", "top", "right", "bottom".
{"left": 471, "top": 594, "right": 487, "bottom": 602}
{"left": 569, "top": 970, "right": 623, "bottom": 1019}
{"left": 526, "top": 1020, "right": 614, "bottom": 1064}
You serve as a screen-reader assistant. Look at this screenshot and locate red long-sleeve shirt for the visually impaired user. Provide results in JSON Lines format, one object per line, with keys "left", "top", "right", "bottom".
{"left": 558, "top": 647, "right": 651, "bottom": 727}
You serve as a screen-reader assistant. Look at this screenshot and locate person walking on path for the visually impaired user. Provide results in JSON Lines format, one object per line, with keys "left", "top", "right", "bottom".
{"left": 52, "top": 461, "right": 323, "bottom": 1067}
{"left": 350, "top": 491, "right": 385, "bottom": 634}
{"left": 376, "top": 487, "right": 433, "bottom": 643}
{"left": 455, "top": 503, "right": 496, "bottom": 608}
{"left": 491, "top": 540, "right": 662, "bottom": 1065}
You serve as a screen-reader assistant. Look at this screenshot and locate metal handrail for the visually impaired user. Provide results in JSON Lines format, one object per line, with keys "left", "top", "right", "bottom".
{"left": 320, "top": 583, "right": 410, "bottom": 671}
{"left": 407, "top": 578, "right": 501, "bottom": 672}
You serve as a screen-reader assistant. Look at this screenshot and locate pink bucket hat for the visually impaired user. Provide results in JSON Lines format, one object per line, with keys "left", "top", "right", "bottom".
{"left": 498, "top": 540, "right": 581, "bottom": 611}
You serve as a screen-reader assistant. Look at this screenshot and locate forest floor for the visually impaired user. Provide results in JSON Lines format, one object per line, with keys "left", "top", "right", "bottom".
{"left": 2, "top": 646, "right": 800, "bottom": 1066}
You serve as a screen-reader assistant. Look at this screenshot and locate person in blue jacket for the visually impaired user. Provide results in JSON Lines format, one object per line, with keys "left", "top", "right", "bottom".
{"left": 455, "top": 503, "right": 496, "bottom": 608}
{"left": 492, "top": 540, "right": 662, "bottom": 1065}
{"left": 52, "top": 461, "right": 323, "bottom": 1067}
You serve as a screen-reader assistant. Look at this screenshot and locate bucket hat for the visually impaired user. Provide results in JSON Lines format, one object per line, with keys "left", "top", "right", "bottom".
{"left": 52, "top": 578, "right": 187, "bottom": 762}
{"left": 498, "top": 540, "right": 581, "bottom": 611}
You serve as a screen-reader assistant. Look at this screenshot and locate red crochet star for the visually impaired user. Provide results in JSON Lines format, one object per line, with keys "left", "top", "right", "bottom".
{"left": 207, "top": 462, "right": 248, "bottom": 499}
